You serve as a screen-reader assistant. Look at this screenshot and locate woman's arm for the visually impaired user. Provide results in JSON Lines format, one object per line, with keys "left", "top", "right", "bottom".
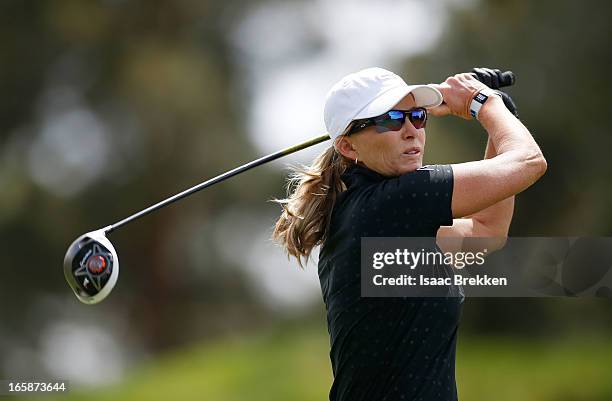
{"left": 432, "top": 73, "right": 545, "bottom": 252}
{"left": 450, "top": 94, "right": 546, "bottom": 217}
{"left": 465, "top": 138, "right": 515, "bottom": 236}
{"left": 437, "top": 138, "right": 515, "bottom": 252}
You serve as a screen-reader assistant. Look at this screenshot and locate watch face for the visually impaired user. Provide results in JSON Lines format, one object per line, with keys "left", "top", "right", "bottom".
{"left": 470, "top": 91, "right": 490, "bottom": 119}
{"left": 475, "top": 93, "right": 488, "bottom": 103}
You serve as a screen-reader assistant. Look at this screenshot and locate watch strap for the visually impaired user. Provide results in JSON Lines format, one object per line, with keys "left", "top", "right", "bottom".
{"left": 470, "top": 89, "right": 498, "bottom": 119}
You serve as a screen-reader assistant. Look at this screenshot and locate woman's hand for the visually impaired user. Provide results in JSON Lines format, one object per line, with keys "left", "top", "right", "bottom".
{"left": 429, "top": 73, "right": 490, "bottom": 119}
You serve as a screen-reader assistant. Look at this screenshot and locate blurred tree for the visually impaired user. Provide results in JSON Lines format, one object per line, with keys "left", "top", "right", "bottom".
{"left": 0, "top": 0, "right": 274, "bottom": 359}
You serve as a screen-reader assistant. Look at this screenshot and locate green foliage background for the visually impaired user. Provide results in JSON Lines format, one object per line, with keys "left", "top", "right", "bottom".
{"left": 18, "top": 320, "right": 612, "bottom": 401}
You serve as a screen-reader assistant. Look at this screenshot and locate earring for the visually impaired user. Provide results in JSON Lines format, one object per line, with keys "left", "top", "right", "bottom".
{"left": 354, "top": 155, "right": 358, "bottom": 164}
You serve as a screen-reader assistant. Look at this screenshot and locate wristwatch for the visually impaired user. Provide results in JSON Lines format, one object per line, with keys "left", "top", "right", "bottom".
{"left": 469, "top": 89, "right": 500, "bottom": 119}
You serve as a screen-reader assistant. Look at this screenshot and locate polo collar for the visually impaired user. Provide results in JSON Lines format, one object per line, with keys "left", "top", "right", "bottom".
{"left": 342, "top": 164, "right": 387, "bottom": 188}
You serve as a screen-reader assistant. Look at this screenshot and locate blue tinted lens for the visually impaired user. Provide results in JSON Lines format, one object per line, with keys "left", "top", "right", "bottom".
{"left": 388, "top": 110, "right": 405, "bottom": 120}
{"left": 374, "top": 111, "right": 404, "bottom": 133}
{"left": 409, "top": 109, "right": 427, "bottom": 128}
{"left": 410, "top": 109, "right": 424, "bottom": 118}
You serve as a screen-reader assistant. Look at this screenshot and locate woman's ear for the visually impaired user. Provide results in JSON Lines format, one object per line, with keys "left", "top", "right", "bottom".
{"left": 335, "top": 136, "right": 358, "bottom": 161}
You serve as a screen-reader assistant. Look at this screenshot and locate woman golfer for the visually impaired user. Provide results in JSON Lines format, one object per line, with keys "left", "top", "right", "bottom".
{"left": 273, "top": 67, "right": 546, "bottom": 401}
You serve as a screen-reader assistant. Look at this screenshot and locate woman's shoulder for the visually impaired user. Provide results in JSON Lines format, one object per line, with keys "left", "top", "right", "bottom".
{"left": 338, "top": 164, "right": 453, "bottom": 202}
{"left": 375, "top": 164, "right": 453, "bottom": 193}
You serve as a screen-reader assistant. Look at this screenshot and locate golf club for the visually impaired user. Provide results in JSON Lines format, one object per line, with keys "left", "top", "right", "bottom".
{"left": 64, "top": 69, "right": 516, "bottom": 304}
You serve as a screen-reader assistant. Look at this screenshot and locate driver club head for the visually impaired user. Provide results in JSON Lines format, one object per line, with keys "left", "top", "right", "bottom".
{"left": 63, "top": 228, "right": 118, "bottom": 304}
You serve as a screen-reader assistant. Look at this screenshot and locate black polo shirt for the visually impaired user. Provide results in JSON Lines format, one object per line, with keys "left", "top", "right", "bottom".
{"left": 318, "top": 163, "right": 463, "bottom": 401}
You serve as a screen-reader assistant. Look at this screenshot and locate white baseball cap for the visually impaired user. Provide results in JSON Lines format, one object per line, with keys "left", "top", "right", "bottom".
{"left": 323, "top": 67, "right": 443, "bottom": 140}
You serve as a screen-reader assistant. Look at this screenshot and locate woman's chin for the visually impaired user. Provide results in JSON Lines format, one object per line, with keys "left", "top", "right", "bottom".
{"left": 398, "top": 160, "right": 422, "bottom": 174}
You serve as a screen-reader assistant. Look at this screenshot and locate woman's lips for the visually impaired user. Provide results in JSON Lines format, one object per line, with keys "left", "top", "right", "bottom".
{"left": 403, "top": 148, "right": 421, "bottom": 156}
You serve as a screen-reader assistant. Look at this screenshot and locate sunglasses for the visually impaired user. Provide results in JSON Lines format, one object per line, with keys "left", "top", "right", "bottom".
{"left": 346, "top": 108, "right": 428, "bottom": 136}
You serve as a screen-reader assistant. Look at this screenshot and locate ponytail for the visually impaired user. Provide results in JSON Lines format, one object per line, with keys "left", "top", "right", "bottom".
{"left": 272, "top": 146, "right": 350, "bottom": 268}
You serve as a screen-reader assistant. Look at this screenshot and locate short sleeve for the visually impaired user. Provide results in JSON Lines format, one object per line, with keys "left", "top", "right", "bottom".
{"left": 376, "top": 164, "right": 454, "bottom": 228}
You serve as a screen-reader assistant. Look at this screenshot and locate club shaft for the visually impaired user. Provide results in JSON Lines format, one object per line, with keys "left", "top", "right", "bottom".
{"left": 106, "top": 134, "right": 331, "bottom": 234}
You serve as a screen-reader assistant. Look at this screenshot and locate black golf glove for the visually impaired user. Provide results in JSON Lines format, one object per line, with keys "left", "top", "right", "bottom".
{"left": 493, "top": 90, "right": 519, "bottom": 118}
{"left": 471, "top": 67, "right": 506, "bottom": 88}
{"left": 471, "top": 67, "right": 519, "bottom": 118}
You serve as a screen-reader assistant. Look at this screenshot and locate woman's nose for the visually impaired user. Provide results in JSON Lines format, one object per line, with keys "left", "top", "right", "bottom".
{"left": 401, "top": 119, "right": 418, "bottom": 139}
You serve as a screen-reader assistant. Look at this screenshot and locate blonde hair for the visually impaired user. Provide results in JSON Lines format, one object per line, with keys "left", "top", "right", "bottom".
{"left": 272, "top": 145, "right": 351, "bottom": 268}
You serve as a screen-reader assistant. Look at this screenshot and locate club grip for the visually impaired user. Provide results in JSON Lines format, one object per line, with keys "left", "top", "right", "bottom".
{"left": 470, "top": 70, "right": 515, "bottom": 88}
